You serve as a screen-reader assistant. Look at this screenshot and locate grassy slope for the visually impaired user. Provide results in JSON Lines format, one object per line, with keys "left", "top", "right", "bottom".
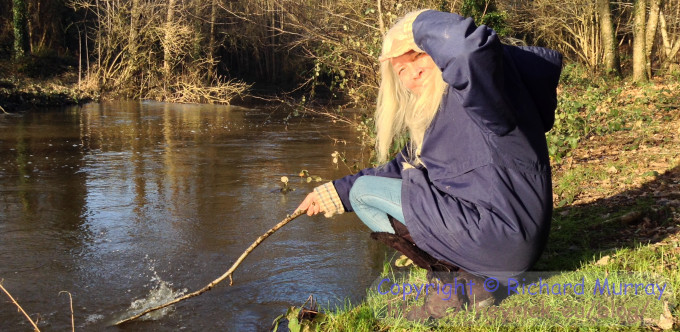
{"left": 294, "top": 66, "right": 680, "bottom": 331}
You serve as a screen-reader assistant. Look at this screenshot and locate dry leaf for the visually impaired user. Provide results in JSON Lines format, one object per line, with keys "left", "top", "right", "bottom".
{"left": 657, "top": 301, "right": 674, "bottom": 330}
{"left": 395, "top": 255, "right": 413, "bottom": 267}
{"left": 595, "top": 255, "right": 610, "bottom": 266}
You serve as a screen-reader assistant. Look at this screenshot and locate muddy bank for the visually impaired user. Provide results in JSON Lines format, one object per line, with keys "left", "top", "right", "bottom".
{"left": 0, "top": 81, "right": 95, "bottom": 112}
{"left": 0, "top": 58, "right": 97, "bottom": 112}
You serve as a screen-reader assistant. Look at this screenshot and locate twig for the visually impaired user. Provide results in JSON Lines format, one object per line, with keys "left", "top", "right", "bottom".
{"left": 0, "top": 105, "right": 8, "bottom": 114}
{"left": 0, "top": 280, "right": 41, "bottom": 331}
{"left": 115, "top": 209, "right": 307, "bottom": 325}
{"left": 59, "top": 291, "right": 75, "bottom": 332}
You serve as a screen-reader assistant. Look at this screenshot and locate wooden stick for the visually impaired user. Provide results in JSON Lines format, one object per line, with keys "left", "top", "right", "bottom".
{"left": 0, "top": 280, "right": 41, "bottom": 331}
{"left": 59, "top": 291, "right": 75, "bottom": 332}
{"left": 115, "top": 209, "right": 307, "bottom": 325}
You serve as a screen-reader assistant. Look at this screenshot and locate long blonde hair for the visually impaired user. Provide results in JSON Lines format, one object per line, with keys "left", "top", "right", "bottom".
{"left": 374, "top": 14, "right": 448, "bottom": 165}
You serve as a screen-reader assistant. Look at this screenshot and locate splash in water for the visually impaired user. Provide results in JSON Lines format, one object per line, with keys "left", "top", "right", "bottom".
{"left": 114, "top": 259, "right": 188, "bottom": 322}
{"left": 126, "top": 280, "right": 187, "bottom": 320}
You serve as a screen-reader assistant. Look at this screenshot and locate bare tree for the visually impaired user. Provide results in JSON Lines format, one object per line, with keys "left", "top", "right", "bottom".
{"left": 645, "top": 0, "right": 661, "bottom": 77}
{"left": 632, "top": 0, "right": 648, "bottom": 81}
{"left": 129, "top": 0, "right": 141, "bottom": 62}
{"left": 208, "top": 0, "right": 218, "bottom": 79}
{"left": 509, "top": 0, "right": 602, "bottom": 69}
{"left": 164, "top": 0, "right": 177, "bottom": 84}
{"left": 68, "top": 0, "right": 248, "bottom": 103}
{"left": 658, "top": 0, "right": 680, "bottom": 71}
{"left": 597, "top": 0, "right": 621, "bottom": 75}
{"left": 12, "top": 0, "right": 31, "bottom": 59}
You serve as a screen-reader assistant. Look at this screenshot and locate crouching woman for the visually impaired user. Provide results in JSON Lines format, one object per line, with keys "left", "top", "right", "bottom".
{"left": 296, "top": 9, "right": 562, "bottom": 320}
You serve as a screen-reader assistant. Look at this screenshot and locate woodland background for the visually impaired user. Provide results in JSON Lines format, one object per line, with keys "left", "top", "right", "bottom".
{"left": 2, "top": 0, "right": 679, "bottom": 106}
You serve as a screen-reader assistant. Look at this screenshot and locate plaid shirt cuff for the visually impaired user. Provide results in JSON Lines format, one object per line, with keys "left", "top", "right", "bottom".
{"left": 314, "top": 182, "right": 344, "bottom": 218}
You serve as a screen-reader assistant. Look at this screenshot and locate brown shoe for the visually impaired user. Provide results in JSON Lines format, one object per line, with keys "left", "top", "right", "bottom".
{"left": 405, "top": 270, "right": 495, "bottom": 321}
{"left": 455, "top": 270, "right": 496, "bottom": 309}
{"left": 405, "top": 270, "right": 466, "bottom": 321}
{"left": 370, "top": 217, "right": 495, "bottom": 320}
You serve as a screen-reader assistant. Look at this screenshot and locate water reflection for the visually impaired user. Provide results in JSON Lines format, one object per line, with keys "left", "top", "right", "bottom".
{"left": 0, "top": 101, "right": 386, "bottom": 331}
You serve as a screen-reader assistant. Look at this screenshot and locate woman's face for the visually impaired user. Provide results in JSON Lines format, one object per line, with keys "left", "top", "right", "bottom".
{"left": 390, "top": 50, "right": 438, "bottom": 96}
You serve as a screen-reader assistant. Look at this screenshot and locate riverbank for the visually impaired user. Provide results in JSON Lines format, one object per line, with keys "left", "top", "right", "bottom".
{"left": 0, "top": 57, "right": 97, "bottom": 113}
{"left": 278, "top": 69, "right": 680, "bottom": 330}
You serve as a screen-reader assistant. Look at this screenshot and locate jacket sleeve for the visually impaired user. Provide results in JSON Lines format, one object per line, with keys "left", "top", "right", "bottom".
{"left": 332, "top": 146, "right": 411, "bottom": 212}
{"left": 412, "top": 10, "right": 515, "bottom": 136}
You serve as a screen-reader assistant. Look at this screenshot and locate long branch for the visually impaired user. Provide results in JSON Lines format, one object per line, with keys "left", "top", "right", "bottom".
{"left": 114, "top": 209, "right": 306, "bottom": 325}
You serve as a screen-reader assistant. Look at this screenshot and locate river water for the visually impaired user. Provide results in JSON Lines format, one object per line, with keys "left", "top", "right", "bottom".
{"left": 0, "top": 101, "right": 388, "bottom": 331}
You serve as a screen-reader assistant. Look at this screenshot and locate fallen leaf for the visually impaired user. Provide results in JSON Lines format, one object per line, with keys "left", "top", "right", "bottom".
{"left": 657, "top": 301, "right": 674, "bottom": 330}
{"left": 595, "top": 255, "right": 610, "bottom": 266}
{"left": 395, "top": 255, "right": 413, "bottom": 267}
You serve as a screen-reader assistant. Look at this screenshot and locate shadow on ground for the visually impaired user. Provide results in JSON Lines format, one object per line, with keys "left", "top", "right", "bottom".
{"left": 535, "top": 165, "right": 680, "bottom": 271}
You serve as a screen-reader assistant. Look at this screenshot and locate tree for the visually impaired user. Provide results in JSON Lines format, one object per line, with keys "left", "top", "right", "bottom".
{"left": 645, "top": 0, "right": 661, "bottom": 77}
{"left": 508, "top": 0, "right": 602, "bottom": 69}
{"left": 163, "top": 0, "right": 177, "bottom": 83}
{"left": 658, "top": 0, "right": 680, "bottom": 72}
{"left": 461, "top": 0, "right": 508, "bottom": 35}
{"left": 596, "top": 0, "right": 621, "bottom": 76}
{"left": 12, "top": 0, "right": 31, "bottom": 59}
{"left": 632, "top": 0, "right": 648, "bottom": 82}
{"left": 208, "top": 0, "right": 218, "bottom": 79}
{"left": 129, "top": 0, "right": 141, "bottom": 62}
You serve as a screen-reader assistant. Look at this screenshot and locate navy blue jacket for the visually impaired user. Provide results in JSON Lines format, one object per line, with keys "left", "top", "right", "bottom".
{"left": 333, "top": 11, "right": 562, "bottom": 279}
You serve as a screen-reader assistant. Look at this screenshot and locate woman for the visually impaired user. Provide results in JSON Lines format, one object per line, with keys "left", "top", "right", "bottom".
{"left": 296, "top": 9, "right": 562, "bottom": 319}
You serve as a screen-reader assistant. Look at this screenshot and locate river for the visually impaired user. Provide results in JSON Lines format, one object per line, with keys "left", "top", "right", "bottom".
{"left": 0, "top": 101, "right": 387, "bottom": 331}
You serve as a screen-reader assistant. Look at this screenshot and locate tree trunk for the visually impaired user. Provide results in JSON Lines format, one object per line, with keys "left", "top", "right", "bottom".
{"left": 596, "top": 0, "right": 621, "bottom": 76}
{"left": 129, "top": 0, "right": 141, "bottom": 61}
{"left": 164, "top": 0, "right": 177, "bottom": 83}
{"left": 208, "top": 0, "right": 217, "bottom": 79}
{"left": 632, "top": 0, "right": 648, "bottom": 82}
{"left": 645, "top": 0, "right": 661, "bottom": 77}
{"left": 659, "top": 9, "right": 680, "bottom": 71}
{"left": 12, "top": 0, "right": 31, "bottom": 59}
{"left": 377, "top": 0, "right": 385, "bottom": 35}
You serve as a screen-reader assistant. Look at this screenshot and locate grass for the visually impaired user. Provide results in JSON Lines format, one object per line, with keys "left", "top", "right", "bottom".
{"left": 277, "top": 66, "right": 680, "bottom": 331}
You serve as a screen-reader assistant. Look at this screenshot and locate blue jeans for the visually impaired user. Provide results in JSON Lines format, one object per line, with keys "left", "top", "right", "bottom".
{"left": 349, "top": 176, "right": 405, "bottom": 233}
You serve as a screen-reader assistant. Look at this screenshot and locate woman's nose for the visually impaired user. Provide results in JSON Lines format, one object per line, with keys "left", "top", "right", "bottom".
{"left": 410, "top": 66, "right": 423, "bottom": 80}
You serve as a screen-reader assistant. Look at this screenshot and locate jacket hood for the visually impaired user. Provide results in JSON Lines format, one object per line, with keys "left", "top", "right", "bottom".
{"left": 504, "top": 45, "right": 563, "bottom": 132}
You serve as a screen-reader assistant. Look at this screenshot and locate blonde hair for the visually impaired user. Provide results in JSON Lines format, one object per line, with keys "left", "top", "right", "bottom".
{"left": 375, "top": 11, "right": 448, "bottom": 165}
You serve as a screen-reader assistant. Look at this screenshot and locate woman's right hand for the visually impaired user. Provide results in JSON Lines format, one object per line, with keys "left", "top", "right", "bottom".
{"left": 296, "top": 191, "right": 323, "bottom": 216}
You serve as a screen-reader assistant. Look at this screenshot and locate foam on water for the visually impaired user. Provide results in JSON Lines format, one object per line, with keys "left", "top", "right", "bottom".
{"left": 85, "top": 314, "right": 104, "bottom": 324}
{"left": 111, "top": 261, "right": 188, "bottom": 324}
{"left": 126, "top": 280, "right": 187, "bottom": 320}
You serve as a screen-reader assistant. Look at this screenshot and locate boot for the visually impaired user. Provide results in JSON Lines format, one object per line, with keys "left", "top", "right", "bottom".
{"left": 455, "top": 269, "right": 496, "bottom": 309}
{"left": 404, "top": 270, "right": 466, "bottom": 321}
{"left": 405, "top": 270, "right": 495, "bottom": 321}
{"left": 370, "top": 217, "right": 494, "bottom": 320}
